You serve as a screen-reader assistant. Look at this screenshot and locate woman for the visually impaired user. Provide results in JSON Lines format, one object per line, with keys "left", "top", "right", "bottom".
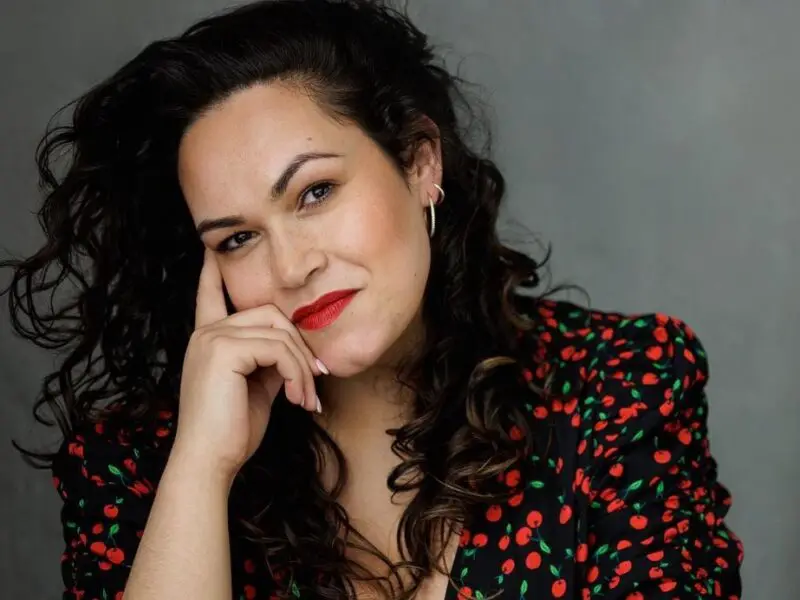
{"left": 3, "top": 0, "right": 743, "bottom": 598}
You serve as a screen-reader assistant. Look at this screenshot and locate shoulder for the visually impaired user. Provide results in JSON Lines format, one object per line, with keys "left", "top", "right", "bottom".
{"left": 517, "top": 296, "right": 716, "bottom": 478}
{"left": 52, "top": 408, "right": 177, "bottom": 507}
{"left": 518, "top": 296, "right": 709, "bottom": 403}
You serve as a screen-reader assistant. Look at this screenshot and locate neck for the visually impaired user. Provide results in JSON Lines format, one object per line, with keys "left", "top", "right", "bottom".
{"left": 315, "top": 308, "right": 425, "bottom": 436}
{"left": 314, "top": 365, "right": 414, "bottom": 436}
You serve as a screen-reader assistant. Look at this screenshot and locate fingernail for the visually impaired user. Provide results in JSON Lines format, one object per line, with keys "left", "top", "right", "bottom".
{"left": 315, "top": 358, "right": 330, "bottom": 375}
{"left": 315, "top": 395, "right": 323, "bottom": 414}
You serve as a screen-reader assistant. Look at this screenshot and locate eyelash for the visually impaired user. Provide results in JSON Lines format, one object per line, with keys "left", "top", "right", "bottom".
{"left": 215, "top": 181, "right": 336, "bottom": 254}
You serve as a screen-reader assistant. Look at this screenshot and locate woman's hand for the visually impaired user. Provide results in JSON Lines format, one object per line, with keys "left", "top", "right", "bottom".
{"left": 174, "top": 249, "right": 324, "bottom": 481}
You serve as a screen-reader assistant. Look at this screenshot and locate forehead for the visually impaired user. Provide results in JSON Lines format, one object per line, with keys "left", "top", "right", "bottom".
{"left": 177, "top": 82, "right": 356, "bottom": 180}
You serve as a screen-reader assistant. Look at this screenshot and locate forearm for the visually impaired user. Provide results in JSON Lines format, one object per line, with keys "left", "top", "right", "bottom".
{"left": 123, "top": 444, "right": 234, "bottom": 600}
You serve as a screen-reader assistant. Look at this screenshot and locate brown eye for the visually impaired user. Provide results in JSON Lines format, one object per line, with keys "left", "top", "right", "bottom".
{"left": 217, "top": 231, "right": 254, "bottom": 254}
{"left": 299, "top": 181, "right": 335, "bottom": 209}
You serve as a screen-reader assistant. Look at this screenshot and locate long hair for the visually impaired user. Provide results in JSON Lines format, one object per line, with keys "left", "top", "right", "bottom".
{"left": 1, "top": 1, "right": 583, "bottom": 597}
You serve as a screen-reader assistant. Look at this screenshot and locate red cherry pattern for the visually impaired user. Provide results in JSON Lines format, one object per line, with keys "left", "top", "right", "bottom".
{"left": 52, "top": 299, "right": 742, "bottom": 599}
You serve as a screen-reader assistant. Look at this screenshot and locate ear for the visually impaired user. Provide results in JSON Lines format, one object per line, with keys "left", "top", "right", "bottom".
{"left": 406, "top": 115, "right": 443, "bottom": 209}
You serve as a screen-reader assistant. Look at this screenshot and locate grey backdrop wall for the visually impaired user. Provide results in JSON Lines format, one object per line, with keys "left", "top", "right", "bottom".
{"left": 2, "top": 1, "right": 797, "bottom": 598}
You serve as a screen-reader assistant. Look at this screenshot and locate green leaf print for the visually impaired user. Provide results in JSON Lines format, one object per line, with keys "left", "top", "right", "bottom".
{"left": 539, "top": 540, "right": 551, "bottom": 554}
{"left": 628, "top": 479, "right": 643, "bottom": 491}
{"left": 562, "top": 381, "right": 571, "bottom": 394}
{"left": 108, "top": 464, "right": 122, "bottom": 477}
{"left": 109, "top": 523, "right": 119, "bottom": 536}
{"left": 529, "top": 480, "right": 545, "bottom": 489}
{"left": 549, "top": 565, "right": 559, "bottom": 577}
{"left": 460, "top": 567, "right": 469, "bottom": 579}
{"left": 595, "top": 544, "right": 609, "bottom": 557}
{"left": 520, "top": 579, "right": 528, "bottom": 595}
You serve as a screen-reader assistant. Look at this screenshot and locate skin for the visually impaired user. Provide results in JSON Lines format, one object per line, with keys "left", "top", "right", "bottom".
{"left": 177, "top": 81, "right": 456, "bottom": 596}
{"left": 178, "top": 81, "right": 441, "bottom": 426}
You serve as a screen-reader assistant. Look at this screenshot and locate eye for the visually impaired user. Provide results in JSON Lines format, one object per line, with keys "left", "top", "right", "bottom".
{"left": 299, "top": 181, "right": 336, "bottom": 210}
{"left": 216, "top": 231, "right": 255, "bottom": 254}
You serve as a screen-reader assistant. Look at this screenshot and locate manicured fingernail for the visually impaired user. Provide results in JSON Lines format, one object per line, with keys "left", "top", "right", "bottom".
{"left": 315, "top": 395, "right": 323, "bottom": 414}
{"left": 315, "top": 358, "right": 330, "bottom": 375}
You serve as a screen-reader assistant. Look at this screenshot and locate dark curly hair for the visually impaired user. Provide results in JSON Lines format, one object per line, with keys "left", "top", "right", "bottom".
{"left": 2, "top": 0, "right": 584, "bottom": 598}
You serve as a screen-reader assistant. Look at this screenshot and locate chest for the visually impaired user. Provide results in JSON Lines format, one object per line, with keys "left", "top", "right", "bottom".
{"left": 335, "top": 479, "right": 461, "bottom": 600}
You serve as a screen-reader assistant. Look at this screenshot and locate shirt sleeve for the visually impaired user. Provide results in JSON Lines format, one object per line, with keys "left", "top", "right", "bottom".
{"left": 51, "top": 414, "right": 172, "bottom": 600}
{"left": 577, "top": 313, "right": 743, "bottom": 599}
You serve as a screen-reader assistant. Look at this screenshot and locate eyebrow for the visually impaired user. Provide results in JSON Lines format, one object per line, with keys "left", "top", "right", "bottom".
{"left": 195, "top": 151, "right": 343, "bottom": 238}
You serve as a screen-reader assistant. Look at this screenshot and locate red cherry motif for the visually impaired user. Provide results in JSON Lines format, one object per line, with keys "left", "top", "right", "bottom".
{"left": 505, "top": 469, "right": 521, "bottom": 487}
{"left": 485, "top": 505, "right": 502, "bottom": 522}
{"left": 615, "top": 560, "right": 632, "bottom": 575}
{"left": 525, "top": 551, "right": 542, "bottom": 570}
{"left": 501, "top": 558, "right": 515, "bottom": 575}
{"left": 654, "top": 449, "right": 672, "bottom": 464}
{"left": 50, "top": 302, "right": 742, "bottom": 600}
{"left": 526, "top": 510, "right": 543, "bottom": 528}
{"left": 89, "top": 541, "right": 106, "bottom": 556}
{"left": 630, "top": 515, "right": 648, "bottom": 530}
{"left": 457, "top": 587, "right": 473, "bottom": 600}
{"left": 515, "top": 527, "right": 532, "bottom": 546}
{"left": 576, "top": 543, "right": 588, "bottom": 563}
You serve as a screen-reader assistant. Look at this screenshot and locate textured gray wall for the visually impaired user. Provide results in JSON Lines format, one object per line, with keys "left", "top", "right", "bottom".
{"left": 2, "top": 1, "right": 797, "bottom": 598}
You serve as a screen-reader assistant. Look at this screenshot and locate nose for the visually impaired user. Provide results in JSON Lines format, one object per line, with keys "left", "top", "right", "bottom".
{"left": 268, "top": 226, "right": 325, "bottom": 289}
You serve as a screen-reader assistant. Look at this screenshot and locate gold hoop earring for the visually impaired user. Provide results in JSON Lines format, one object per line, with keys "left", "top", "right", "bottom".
{"left": 428, "top": 183, "right": 445, "bottom": 238}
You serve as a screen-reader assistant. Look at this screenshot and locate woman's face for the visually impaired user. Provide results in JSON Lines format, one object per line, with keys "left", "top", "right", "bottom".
{"left": 177, "top": 82, "right": 442, "bottom": 377}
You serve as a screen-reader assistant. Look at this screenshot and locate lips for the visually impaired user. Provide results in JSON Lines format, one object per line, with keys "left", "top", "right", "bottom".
{"left": 291, "top": 289, "right": 358, "bottom": 330}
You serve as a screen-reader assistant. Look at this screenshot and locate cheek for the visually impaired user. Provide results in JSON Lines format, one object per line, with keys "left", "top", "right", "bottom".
{"left": 336, "top": 187, "right": 427, "bottom": 276}
{"left": 337, "top": 187, "right": 431, "bottom": 315}
{"left": 219, "top": 262, "right": 274, "bottom": 313}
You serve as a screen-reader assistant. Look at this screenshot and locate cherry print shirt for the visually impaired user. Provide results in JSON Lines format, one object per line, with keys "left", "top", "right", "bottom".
{"left": 51, "top": 299, "right": 743, "bottom": 599}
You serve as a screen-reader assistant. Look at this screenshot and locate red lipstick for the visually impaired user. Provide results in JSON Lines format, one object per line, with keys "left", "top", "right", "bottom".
{"left": 291, "top": 289, "right": 358, "bottom": 331}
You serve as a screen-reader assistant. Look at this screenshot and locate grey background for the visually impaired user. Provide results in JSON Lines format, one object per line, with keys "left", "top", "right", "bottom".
{"left": 2, "top": 0, "right": 797, "bottom": 598}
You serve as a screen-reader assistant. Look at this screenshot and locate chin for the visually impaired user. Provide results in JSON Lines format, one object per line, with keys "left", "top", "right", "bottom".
{"left": 317, "top": 327, "right": 400, "bottom": 378}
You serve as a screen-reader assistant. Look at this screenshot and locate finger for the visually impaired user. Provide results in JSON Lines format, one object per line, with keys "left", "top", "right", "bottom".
{"left": 226, "top": 337, "right": 309, "bottom": 409}
{"left": 224, "top": 303, "right": 324, "bottom": 376}
{"left": 215, "top": 325, "right": 318, "bottom": 412}
{"left": 195, "top": 249, "right": 229, "bottom": 330}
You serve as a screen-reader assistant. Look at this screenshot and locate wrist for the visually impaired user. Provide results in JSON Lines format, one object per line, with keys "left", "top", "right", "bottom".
{"left": 166, "top": 437, "right": 240, "bottom": 493}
